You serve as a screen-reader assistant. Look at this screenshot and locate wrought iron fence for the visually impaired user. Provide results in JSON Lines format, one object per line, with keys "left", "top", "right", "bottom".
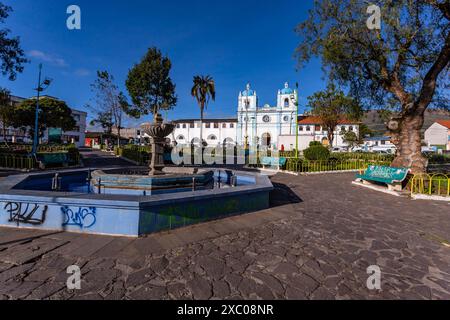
{"left": 409, "top": 173, "right": 450, "bottom": 197}
{"left": 285, "top": 159, "right": 392, "bottom": 173}
{"left": 0, "top": 154, "right": 37, "bottom": 170}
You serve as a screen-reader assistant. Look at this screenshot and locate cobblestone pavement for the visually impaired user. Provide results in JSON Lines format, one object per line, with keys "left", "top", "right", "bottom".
{"left": 0, "top": 172, "right": 449, "bottom": 300}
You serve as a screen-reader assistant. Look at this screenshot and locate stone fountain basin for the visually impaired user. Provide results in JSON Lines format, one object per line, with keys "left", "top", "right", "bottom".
{"left": 91, "top": 168, "right": 214, "bottom": 194}
{"left": 0, "top": 168, "right": 273, "bottom": 237}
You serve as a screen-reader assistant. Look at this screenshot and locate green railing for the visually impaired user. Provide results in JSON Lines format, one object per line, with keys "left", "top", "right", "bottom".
{"left": 0, "top": 154, "right": 37, "bottom": 170}
{"left": 409, "top": 173, "right": 450, "bottom": 197}
{"left": 285, "top": 159, "right": 392, "bottom": 173}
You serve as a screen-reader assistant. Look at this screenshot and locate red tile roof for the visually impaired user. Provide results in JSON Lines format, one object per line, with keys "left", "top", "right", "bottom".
{"left": 298, "top": 116, "right": 358, "bottom": 125}
{"left": 436, "top": 120, "right": 450, "bottom": 129}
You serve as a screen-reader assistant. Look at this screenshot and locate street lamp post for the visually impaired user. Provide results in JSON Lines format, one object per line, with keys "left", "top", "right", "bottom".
{"left": 31, "top": 64, "right": 52, "bottom": 156}
{"left": 295, "top": 83, "right": 299, "bottom": 158}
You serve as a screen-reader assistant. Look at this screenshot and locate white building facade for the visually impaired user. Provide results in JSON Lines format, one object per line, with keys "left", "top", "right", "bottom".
{"left": 168, "top": 82, "right": 359, "bottom": 151}
{"left": 171, "top": 119, "right": 237, "bottom": 146}
{"left": 237, "top": 83, "right": 298, "bottom": 149}
{"left": 424, "top": 120, "right": 450, "bottom": 151}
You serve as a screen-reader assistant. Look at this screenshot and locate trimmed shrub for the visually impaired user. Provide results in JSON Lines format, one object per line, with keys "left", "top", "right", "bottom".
{"left": 303, "top": 145, "right": 330, "bottom": 161}
{"left": 309, "top": 141, "right": 322, "bottom": 147}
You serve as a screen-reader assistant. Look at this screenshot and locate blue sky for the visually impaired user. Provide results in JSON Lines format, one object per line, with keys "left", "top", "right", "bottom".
{"left": 0, "top": 0, "right": 325, "bottom": 127}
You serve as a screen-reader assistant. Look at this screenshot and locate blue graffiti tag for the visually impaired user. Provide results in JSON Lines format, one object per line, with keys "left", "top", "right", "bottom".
{"left": 61, "top": 206, "right": 96, "bottom": 229}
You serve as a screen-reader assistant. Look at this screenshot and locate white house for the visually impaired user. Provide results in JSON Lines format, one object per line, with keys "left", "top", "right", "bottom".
{"left": 362, "top": 136, "right": 396, "bottom": 152}
{"left": 278, "top": 116, "right": 360, "bottom": 151}
{"left": 424, "top": 120, "right": 450, "bottom": 151}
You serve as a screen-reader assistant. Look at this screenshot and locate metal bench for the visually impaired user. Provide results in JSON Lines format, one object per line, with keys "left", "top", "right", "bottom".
{"left": 260, "top": 157, "right": 287, "bottom": 170}
{"left": 356, "top": 165, "right": 409, "bottom": 191}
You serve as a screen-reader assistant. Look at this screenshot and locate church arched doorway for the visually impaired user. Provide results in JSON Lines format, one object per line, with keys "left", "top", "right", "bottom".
{"left": 261, "top": 133, "right": 271, "bottom": 147}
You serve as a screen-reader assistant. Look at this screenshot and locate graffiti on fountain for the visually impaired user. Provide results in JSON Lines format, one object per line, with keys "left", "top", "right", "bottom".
{"left": 3, "top": 202, "right": 48, "bottom": 225}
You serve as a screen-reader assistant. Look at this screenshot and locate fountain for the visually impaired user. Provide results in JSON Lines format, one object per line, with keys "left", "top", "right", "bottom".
{"left": 88, "top": 114, "right": 218, "bottom": 195}
{"left": 141, "top": 113, "right": 175, "bottom": 176}
{"left": 0, "top": 115, "right": 273, "bottom": 237}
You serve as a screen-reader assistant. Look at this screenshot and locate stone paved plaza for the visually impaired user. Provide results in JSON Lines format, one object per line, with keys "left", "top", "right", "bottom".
{"left": 0, "top": 152, "right": 449, "bottom": 300}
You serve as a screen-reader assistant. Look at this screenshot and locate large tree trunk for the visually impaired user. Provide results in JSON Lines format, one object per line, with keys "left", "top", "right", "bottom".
{"left": 388, "top": 113, "right": 428, "bottom": 174}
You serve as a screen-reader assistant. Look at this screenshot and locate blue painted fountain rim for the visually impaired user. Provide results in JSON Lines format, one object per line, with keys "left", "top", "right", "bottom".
{"left": 0, "top": 167, "right": 273, "bottom": 210}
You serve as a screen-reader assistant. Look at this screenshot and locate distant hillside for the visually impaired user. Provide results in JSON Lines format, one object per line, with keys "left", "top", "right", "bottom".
{"left": 363, "top": 109, "right": 450, "bottom": 136}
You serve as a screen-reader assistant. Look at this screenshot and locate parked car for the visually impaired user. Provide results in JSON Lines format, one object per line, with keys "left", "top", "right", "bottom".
{"left": 372, "top": 146, "right": 396, "bottom": 154}
{"left": 331, "top": 147, "right": 348, "bottom": 153}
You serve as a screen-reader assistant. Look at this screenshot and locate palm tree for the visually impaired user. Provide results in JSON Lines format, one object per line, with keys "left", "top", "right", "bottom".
{"left": 191, "top": 75, "right": 215, "bottom": 147}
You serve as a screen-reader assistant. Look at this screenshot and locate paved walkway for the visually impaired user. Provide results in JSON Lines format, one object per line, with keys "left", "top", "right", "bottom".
{"left": 0, "top": 171, "right": 449, "bottom": 300}
{"left": 80, "top": 149, "right": 136, "bottom": 168}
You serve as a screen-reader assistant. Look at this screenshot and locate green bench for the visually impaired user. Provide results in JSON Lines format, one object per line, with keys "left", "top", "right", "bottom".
{"left": 260, "top": 157, "right": 287, "bottom": 170}
{"left": 356, "top": 165, "right": 409, "bottom": 191}
{"left": 37, "top": 152, "right": 69, "bottom": 169}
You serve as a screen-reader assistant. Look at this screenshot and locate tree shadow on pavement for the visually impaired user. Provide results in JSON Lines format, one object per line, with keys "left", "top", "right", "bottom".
{"left": 269, "top": 182, "right": 302, "bottom": 208}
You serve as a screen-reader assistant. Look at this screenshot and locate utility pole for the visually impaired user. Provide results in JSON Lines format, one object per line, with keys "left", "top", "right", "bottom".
{"left": 31, "top": 64, "right": 52, "bottom": 156}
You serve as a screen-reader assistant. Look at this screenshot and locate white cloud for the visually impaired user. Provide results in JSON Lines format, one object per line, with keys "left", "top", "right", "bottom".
{"left": 74, "top": 68, "right": 91, "bottom": 77}
{"left": 28, "top": 50, "right": 69, "bottom": 67}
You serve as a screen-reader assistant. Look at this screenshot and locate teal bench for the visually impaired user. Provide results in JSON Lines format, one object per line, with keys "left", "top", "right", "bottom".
{"left": 356, "top": 165, "right": 409, "bottom": 191}
{"left": 37, "top": 153, "right": 69, "bottom": 169}
{"left": 260, "top": 157, "right": 287, "bottom": 170}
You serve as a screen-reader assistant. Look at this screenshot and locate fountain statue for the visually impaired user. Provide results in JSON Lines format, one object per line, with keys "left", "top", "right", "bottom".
{"left": 141, "top": 113, "right": 175, "bottom": 176}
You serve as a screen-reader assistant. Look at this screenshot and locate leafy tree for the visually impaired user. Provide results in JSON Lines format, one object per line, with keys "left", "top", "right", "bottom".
{"left": 358, "top": 123, "right": 373, "bottom": 142}
{"left": 0, "top": 3, "right": 28, "bottom": 80}
{"left": 90, "top": 70, "right": 131, "bottom": 146}
{"left": 0, "top": 87, "right": 13, "bottom": 144}
{"left": 342, "top": 130, "right": 359, "bottom": 150}
{"left": 307, "top": 83, "right": 362, "bottom": 148}
{"left": 191, "top": 75, "right": 216, "bottom": 145}
{"left": 126, "top": 47, "right": 177, "bottom": 122}
{"left": 89, "top": 111, "right": 114, "bottom": 135}
{"left": 13, "top": 97, "right": 76, "bottom": 139}
{"left": 296, "top": 0, "right": 450, "bottom": 173}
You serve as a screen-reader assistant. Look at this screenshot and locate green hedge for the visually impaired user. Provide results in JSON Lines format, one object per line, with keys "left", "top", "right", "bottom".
{"left": 115, "top": 145, "right": 151, "bottom": 165}
{"left": 426, "top": 154, "right": 450, "bottom": 164}
{"left": 303, "top": 145, "right": 330, "bottom": 161}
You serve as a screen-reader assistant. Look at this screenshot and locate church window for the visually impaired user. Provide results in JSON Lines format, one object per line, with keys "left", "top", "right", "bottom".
{"left": 206, "top": 123, "right": 211, "bottom": 128}
{"left": 214, "top": 123, "right": 219, "bottom": 129}
{"left": 222, "top": 123, "right": 226, "bottom": 128}
{"left": 263, "top": 115, "right": 270, "bottom": 123}
{"left": 284, "top": 98, "right": 289, "bottom": 108}
{"left": 283, "top": 116, "right": 290, "bottom": 122}
{"left": 190, "top": 123, "right": 194, "bottom": 128}
{"left": 230, "top": 123, "right": 234, "bottom": 128}
{"left": 349, "top": 126, "right": 354, "bottom": 131}
{"left": 306, "top": 126, "right": 311, "bottom": 131}
{"left": 208, "top": 135, "right": 217, "bottom": 140}
{"left": 182, "top": 124, "right": 187, "bottom": 129}
{"left": 177, "top": 135, "right": 185, "bottom": 140}
{"left": 299, "top": 126, "right": 304, "bottom": 131}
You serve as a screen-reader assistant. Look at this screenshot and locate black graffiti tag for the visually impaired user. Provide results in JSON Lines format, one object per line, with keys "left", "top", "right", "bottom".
{"left": 4, "top": 202, "right": 48, "bottom": 225}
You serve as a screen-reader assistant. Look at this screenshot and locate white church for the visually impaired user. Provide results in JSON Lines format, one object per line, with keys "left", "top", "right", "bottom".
{"left": 163, "top": 82, "right": 359, "bottom": 151}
